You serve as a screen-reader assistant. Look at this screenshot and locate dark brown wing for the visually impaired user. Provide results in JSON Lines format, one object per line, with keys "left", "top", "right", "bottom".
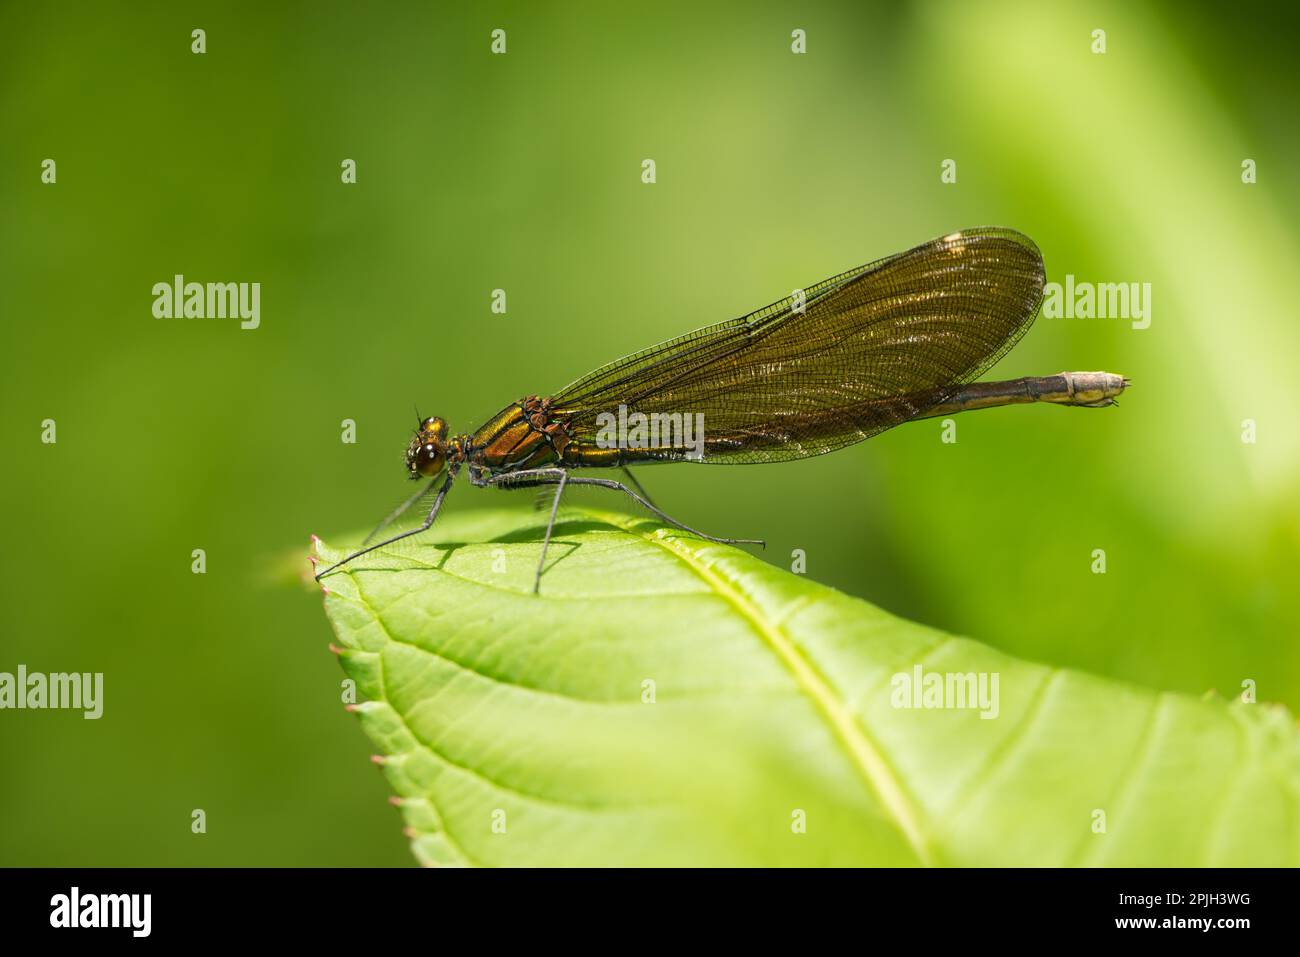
{"left": 551, "top": 228, "right": 1045, "bottom": 464}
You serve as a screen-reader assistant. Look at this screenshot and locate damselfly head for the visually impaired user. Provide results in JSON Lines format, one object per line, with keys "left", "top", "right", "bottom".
{"left": 406, "top": 416, "right": 449, "bottom": 479}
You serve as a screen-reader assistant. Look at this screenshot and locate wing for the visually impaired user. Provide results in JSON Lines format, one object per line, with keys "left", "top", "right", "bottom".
{"left": 551, "top": 228, "right": 1046, "bottom": 464}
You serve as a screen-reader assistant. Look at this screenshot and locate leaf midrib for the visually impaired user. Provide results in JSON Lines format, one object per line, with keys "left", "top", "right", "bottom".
{"left": 613, "top": 518, "right": 933, "bottom": 865}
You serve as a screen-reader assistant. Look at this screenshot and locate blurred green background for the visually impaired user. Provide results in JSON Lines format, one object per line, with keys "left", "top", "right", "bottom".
{"left": 2, "top": 0, "right": 1297, "bottom": 865}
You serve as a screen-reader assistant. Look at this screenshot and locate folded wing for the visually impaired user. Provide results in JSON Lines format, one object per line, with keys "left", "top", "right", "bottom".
{"left": 552, "top": 228, "right": 1046, "bottom": 464}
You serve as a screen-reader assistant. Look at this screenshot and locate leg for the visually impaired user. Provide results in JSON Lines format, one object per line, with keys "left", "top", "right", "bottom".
{"left": 533, "top": 470, "right": 569, "bottom": 593}
{"left": 363, "top": 478, "right": 438, "bottom": 545}
{"left": 620, "top": 465, "right": 657, "bottom": 509}
{"left": 316, "top": 472, "right": 456, "bottom": 580}
{"left": 488, "top": 468, "right": 763, "bottom": 548}
{"left": 566, "top": 476, "right": 763, "bottom": 547}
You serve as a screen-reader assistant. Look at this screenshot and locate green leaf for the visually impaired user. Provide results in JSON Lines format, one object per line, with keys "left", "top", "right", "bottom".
{"left": 315, "top": 508, "right": 1300, "bottom": 866}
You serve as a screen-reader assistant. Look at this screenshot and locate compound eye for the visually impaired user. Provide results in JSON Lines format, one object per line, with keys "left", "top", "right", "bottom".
{"left": 415, "top": 442, "right": 446, "bottom": 477}
{"left": 421, "top": 416, "right": 448, "bottom": 442}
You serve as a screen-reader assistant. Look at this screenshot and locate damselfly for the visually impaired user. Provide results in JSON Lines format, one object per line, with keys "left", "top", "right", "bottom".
{"left": 315, "top": 228, "right": 1129, "bottom": 591}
